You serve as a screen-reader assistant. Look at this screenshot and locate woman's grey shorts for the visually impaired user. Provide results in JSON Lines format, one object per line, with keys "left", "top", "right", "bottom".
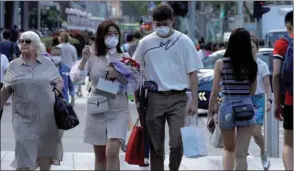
{"left": 218, "top": 96, "right": 256, "bottom": 129}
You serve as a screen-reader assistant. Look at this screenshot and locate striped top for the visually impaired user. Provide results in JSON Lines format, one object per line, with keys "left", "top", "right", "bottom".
{"left": 221, "top": 58, "right": 251, "bottom": 96}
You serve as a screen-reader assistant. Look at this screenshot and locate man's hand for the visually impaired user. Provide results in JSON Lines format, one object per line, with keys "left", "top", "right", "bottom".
{"left": 266, "top": 101, "right": 272, "bottom": 112}
{"left": 187, "top": 101, "right": 198, "bottom": 116}
{"left": 274, "top": 104, "right": 283, "bottom": 121}
{"left": 70, "top": 96, "right": 75, "bottom": 108}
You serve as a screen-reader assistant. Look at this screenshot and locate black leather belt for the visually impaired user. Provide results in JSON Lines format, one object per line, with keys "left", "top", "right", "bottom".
{"left": 152, "top": 89, "right": 187, "bottom": 96}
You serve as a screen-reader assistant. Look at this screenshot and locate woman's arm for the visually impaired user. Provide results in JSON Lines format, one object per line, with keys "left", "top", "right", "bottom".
{"left": 250, "top": 77, "right": 257, "bottom": 96}
{"left": 0, "top": 86, "right": 12, "bottom": 110}
{"left": 208, "top": 59, "right": 222, "bottom": 118}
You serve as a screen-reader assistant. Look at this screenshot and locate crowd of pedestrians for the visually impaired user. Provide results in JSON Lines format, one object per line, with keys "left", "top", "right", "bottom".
{"left": 0, "top": 3, "right": 293, "bottom": 171}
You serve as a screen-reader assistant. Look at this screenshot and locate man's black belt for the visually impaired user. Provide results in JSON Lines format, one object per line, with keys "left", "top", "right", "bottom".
{"left": 151, "top": 89, "right": 187, "bottom": 96}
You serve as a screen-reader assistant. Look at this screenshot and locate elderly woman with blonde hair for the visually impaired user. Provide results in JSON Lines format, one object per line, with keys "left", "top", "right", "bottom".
{"left": 0, "top": 31, "right": 64, "bottom": 170}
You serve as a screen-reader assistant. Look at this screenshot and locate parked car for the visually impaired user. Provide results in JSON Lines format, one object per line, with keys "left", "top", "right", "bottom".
{"left": 197, "top": 48, "right": 273, "bottom": 110}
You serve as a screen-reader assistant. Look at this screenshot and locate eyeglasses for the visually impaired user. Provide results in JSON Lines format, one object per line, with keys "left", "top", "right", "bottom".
{"left": 19, "top": 39, "right": 32, "bottom": 45}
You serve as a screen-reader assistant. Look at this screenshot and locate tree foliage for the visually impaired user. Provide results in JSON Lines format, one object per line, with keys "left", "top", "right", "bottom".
{"left": 121, "top": 1, "right": 161, "bottom": 17}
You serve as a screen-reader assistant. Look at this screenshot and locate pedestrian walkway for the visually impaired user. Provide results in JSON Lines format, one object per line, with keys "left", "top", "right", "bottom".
{"left": 0, "top": 151, "right": 284, "bottom": 170}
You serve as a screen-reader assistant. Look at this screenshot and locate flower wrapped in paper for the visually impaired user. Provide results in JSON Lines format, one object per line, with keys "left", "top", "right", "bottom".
{"left": 109, "top": 57, "right": 143, "bottom": 93}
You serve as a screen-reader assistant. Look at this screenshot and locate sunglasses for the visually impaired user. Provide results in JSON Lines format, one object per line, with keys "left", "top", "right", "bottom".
{"left": 19, "top": 39, "right": 32, "bottom": 45}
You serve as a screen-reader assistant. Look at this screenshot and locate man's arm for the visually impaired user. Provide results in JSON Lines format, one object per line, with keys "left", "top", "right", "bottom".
{"left": 188, "top": 71, "right": 198, "bottom": 107}
{"left": 272, "top": 59, "right": 283, "bottom": 106}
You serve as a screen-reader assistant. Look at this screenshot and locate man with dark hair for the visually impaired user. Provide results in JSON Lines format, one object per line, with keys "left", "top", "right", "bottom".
{"left": 128, "top": 32, "right": 142, "bottom": 57}
{"left": 272, "top": 10, "right": 293, "bottom": 171}
{"left": 0, "top": 30, "right": 17, "bottom": 61}
{"left": 133, "top": 4, "right": 203, "bottom": 171}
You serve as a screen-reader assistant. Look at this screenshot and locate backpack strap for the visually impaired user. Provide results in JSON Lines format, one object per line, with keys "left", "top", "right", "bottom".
{"left": 283, "top": 34, "right": 293, "bottom": 43}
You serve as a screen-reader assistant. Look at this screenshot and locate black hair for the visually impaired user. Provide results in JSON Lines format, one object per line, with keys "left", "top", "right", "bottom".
{"left": 285, "top": 10, "right": 293, "bottom": 25}
{"left": 224, "top": 28, "right": 257, "bottom": 83}
{"left": 52, "top": 37, "right": 60, "bottom": 47}
{"left": 134, "top": 32, "right": 142, "bottom": 39}
{"left": 126, "top": 34, "right": 134, "bottom": 42}
{"left": 3, "top": 30, "right": 11, "bottom": 39}
{"left": 95, "top": 19, "right": 122, "bottom": 56}
{"left": 152, "top": 4, "right": 174, "bottom": 21}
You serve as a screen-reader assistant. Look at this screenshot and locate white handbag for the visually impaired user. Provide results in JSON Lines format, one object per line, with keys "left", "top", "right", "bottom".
{"left": 86, "top": 95, "right": 110, "bottom": 114}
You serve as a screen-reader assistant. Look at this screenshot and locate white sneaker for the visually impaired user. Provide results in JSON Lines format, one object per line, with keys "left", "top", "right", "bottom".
{"left": 261, "top": 153, "right": 270, "bottom": 170}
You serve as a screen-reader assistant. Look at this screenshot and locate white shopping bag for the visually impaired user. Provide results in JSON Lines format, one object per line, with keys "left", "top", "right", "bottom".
{"left": 180, "top": 116, "right": 208, "bottom": 158}
{"left": 96, "top": 78, "right": 120, "bottom": 99}
{"left": 209, "top": 124, "right": 224, "bottom": 148}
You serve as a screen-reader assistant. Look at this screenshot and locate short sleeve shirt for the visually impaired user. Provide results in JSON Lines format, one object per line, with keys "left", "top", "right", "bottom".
{"left": 255, "top": 58, "right": 270, "bottom": 95}
{"left": 132, "top": 30, "right": 203, "bottom": 91}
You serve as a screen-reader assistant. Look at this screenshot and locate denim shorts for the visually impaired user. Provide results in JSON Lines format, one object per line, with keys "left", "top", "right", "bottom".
{"left": 218, "top": 96, "right": 256, "bottom": 129}
{"left": 251, "top": 93, "right": 265, "bottom": 125}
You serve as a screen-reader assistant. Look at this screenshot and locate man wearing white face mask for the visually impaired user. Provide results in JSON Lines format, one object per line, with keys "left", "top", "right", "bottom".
{"left": 133, "top": 4, "right": 203, "bottom": 171}
{"left": 51, "top": 46, "right": 75, "bottom": 106}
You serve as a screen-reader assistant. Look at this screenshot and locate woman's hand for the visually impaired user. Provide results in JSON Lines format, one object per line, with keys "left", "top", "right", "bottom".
{"left": 106, "top": 67, "right": 121, "bottom": 79}
{"left": 82, "top": 45, "right": 91, "bottom": 61}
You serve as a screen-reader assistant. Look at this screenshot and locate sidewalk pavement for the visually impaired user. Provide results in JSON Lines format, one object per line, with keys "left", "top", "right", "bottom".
{"left": 1, "top": 151, "right": 284, "bottom": 170}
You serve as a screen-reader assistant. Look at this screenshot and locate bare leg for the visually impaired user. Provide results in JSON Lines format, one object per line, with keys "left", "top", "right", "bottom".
{"left": 221, "top": 128, "right": 236, "bottom": 170}
{"left": 252, "top": 125, "right": 265, "bottom": 154}
{"left": 235, "top": 125, "right": 255, "bottom": 170}
{"left": 283, "top": 129, "right": 293, "bottom": 170}
{"left": 106, "top": 139, "right": 121, "bottom": 170}
{"left": 38, "top": 157, "right": 52, "bottom": 171}
{"left": 93, "top": 145, "right": 107, "bottom": 170}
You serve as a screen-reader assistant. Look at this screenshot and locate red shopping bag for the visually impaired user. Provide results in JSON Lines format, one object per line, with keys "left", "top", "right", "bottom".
{"left": 125, "top": 118, "right": 145, "bottom": 165}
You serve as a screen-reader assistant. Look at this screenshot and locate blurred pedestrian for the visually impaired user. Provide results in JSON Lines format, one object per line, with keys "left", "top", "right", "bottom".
{"left": 0, "top": 30, "right": 17, "bottom": 61}
{"left": 70, "top": 19, "right": 135, "bottom": 170}
{"left": 50, "top": 46, "right": 75, "bottom": 106}
{"left": 133, "top": 4, "right": 203, "bottom": 171}
{"left": 272, "top": 10, "right": 293, "bottom": 171}
{"left": 250, "top": 36, "right": 271, "bottom": 170}
{"left": 0, "top": 53, "right": 9, "bottom": 120}
{"left": 0, "top": 31, "right": 64, "bottom": 170}
{"left": 57, "top": 32, "right": 78, "bottom": 68}
{"left": 121, "top": 33, "right": 134, "bottom": 53}
{"left": 219, "top": 42, "right": 226, "bottom": 50}
{"left": 128, "top": 32, "right": 142, "bottom": 57}
{"left": 207, "top": 28, "right": 258, "bottom": 170}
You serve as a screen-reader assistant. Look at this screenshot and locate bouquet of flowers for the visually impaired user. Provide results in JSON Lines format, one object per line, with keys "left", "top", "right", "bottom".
{"left": 109, "top": 56, "right": 143, "bottom": 92}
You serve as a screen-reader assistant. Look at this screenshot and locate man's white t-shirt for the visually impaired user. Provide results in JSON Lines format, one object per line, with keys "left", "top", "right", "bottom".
{"left": 133, "top": 30, "right": 203, "bottom": 91}
{"left": 1, "top": 54, "right": 9, "bottom": 82}
{"left": 255, "top": 58, "right": 270, "bottom": 95}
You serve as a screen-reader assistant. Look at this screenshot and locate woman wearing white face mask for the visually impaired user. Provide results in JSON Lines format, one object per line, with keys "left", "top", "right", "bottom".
{"left": 70, "top": 20, "right": 131, "bottom": 170}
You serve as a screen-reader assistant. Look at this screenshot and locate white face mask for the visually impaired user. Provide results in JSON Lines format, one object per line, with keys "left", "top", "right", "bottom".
{"left": 52, "top": 56, "right": 61, "bottom": 65}
{"left": 105, "top": 36, "right": 119, "bottom": 49}
{"left": 155, "top": 26, "right": 171, "bottom": 37}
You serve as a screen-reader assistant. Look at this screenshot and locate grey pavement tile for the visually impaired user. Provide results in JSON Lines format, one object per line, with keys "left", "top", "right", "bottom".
{"left": 181, "top": 156, "right": 222, "bottom": 170}
{"left": 51, "top": 152, "right": 75, "bottom": 170}
{"left": 0, "top": 159, "right": 14, "bottom": 170}
{"left": 73, "top": 152, "right": 95, "bottom": 170}
{"left": 3, "top": 151, "right": 14, "bottom": 160}
{"left": 205, "top": 156, "right": 263, "bottom": 170}
{"left": 1, "top": 151, "right": 7, "bottom": 160}
{"left": 248, "top": 157, "right": 284, "bottom": 170}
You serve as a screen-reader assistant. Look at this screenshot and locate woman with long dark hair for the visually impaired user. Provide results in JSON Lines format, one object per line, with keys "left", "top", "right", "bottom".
{"left": 207, "top": 28, "right": 258, "bottom": 170}
{"left": 70, "top": 20, "right": 131, "bottom": 170}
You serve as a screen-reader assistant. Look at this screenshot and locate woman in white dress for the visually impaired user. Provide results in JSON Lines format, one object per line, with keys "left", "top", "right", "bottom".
{"left": 70, "top": 19, "right": 139, "bottom": 170}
